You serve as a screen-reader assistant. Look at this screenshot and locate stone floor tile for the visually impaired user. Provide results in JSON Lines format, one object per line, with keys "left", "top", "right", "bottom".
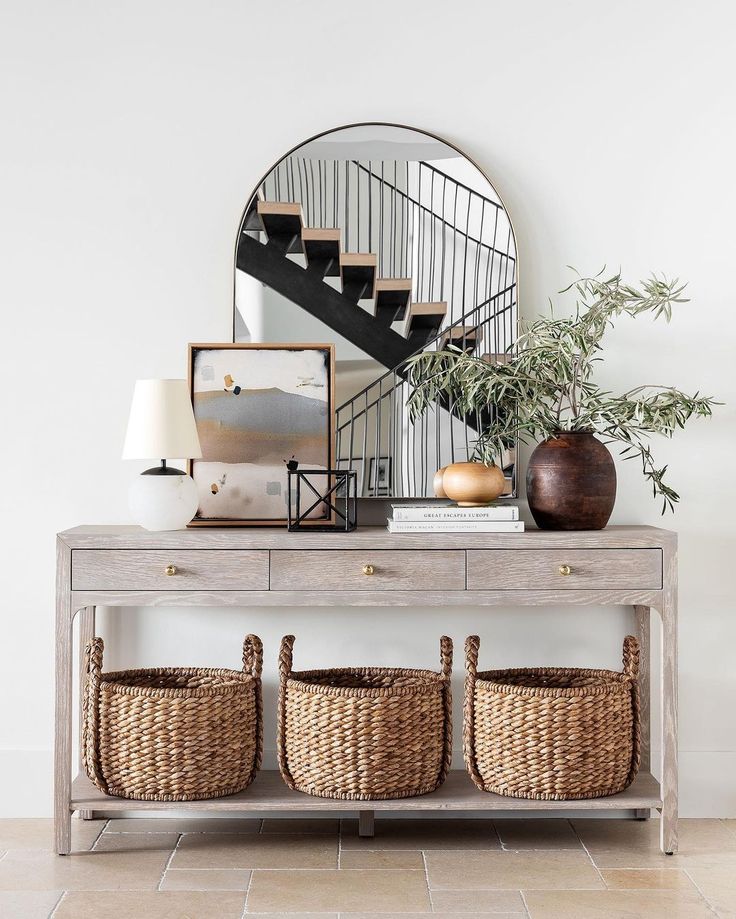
{"left": 494, "top": 819, "right": 581, "bottom": 850}
{"left": 341, "top": 818, "right": 499, "bottom": 850}
{"left": 429, "top": 888, "right": 526, "bottom": 912}
{"left": 93, "top": 832, "right": 179, "bottom": 853}
{"left": 103, "top": 816, "right": 261, "bottom": 833}
{"left": 261, "top": 817, "right": 339, "bottom": 834}
{"left": 573, "top": 817, "right": 736, "bottom": 855}
{"left": 523, "top": 888, "right": 715, "bottom": 918}
{"left": 425, "top": 850, "right": 604, "bottom": 890}
{"left": 0, "top": 817, "right": 105, "bottom": 852}
{"left": 0, "top": 847, "right": 171, "bottom": 891}
{"left": 172, "top": 832, "right": 337, "bottom": 869}
{"left": 345, "top": 914, "right": 524, "bottom": 918}
{"left": 682, "top": 852, "right": 736, "bottom": 918}
{"left": 160, "top": 868, "right": 251, "bottom": 890}
{"left": 54, "top": 889, "right": 246, "bottom": 918}
{"left": 589, "top": 848, "right": 684, "bottom": 870}
{"left": 0, "top": 890, "right": 63, "bottom": 919}
{"left": 601, "top": 868, "right": 699, "bottom": 890}
{"left": 340, "top": 849, "right": 425, "bottom": 869}
{"left": 247, "top": 867, "right": 431, "bottom": 913}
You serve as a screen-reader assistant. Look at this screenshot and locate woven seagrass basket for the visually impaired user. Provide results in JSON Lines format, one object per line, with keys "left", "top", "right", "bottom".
{"left": 277, "top": 635, "right": 453, "bottom": 800}
{"left": 83, "top": 634, "right": 263, "bottom": 801}
{"left": 463, "top": 635, "right": 641, "bottom": 800}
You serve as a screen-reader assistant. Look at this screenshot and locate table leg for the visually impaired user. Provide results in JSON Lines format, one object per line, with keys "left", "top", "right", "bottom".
{"left": 78, "top": 606, "right": 95, "bottom": 821}
{"left": 634, "top": 605, "right": 651, "bottom": 820}
{"left": 54, "top": 540, "right": 74, "bottom": 855}
{"left": 358, "top": 810, "right": 375, "bottom": 838}
{"left": 659, "top": 582, "right": 678, "bottom": 855}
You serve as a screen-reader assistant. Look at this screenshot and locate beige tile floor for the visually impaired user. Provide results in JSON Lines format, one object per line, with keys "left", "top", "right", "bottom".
{"left": 0, "top": 815, "right": 733, "bottom": 918}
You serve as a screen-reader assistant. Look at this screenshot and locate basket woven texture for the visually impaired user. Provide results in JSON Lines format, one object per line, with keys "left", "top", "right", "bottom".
{"left": 83, "top": 634, "right": 263, "bottom": 801}
{"left": 463, "top": 635, "right": 641, "bottom": 801}
{"left": 277, "top": 635, "right": 453, "bottom": 801}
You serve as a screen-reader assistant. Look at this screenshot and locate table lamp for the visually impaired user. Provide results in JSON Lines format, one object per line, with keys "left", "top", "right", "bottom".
{"left": 122, "top": 379, "right": 202, "bottom": 530}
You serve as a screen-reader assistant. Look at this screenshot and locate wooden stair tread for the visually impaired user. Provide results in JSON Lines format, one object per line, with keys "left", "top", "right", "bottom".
{"left": 374, "top": 278, "right": 413, "bottom": 323}
{"left": 405, "top": 302, "right": 448, "bottom": 345}
{"left": 257, "top": 201, "right": 304, "bottom": 254}
{"left": 302, "top": 228, "right": 341, "bottom": 277}
{"left": 340, "top": 253, "right": 377, "bottom": 301}
{"left": 440, "top": 325, "right": 483, "bottom": 351}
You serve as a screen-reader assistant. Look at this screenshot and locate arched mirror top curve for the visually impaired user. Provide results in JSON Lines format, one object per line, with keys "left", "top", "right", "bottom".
{"left": 234, "top": 122, "right": 518, "bottom": 499}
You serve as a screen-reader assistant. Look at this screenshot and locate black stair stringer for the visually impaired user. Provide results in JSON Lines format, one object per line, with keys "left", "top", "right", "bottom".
{"left": 237, "top": 234, "right": 417, "bottom": 371}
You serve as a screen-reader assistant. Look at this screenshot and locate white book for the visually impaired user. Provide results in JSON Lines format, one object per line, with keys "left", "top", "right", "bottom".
{"left": 391, "top": 504, "right": 519, "bottom": 522}
{"left": 387, "top": 519, "right": 525, "bottom": 533}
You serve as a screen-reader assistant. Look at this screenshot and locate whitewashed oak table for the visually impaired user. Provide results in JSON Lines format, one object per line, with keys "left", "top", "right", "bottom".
{"left": 55, "top": 524, "right": 677, "bottom": 855}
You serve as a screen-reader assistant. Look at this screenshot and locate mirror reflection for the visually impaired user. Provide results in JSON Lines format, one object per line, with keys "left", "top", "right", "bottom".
{"left": 234, "top": 124, "right": 517, "bottom": 498}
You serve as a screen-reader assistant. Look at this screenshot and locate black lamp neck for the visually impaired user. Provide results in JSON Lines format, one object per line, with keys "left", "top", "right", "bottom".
{"left": 142, "top": 459, "right": 187, "bottom": 476}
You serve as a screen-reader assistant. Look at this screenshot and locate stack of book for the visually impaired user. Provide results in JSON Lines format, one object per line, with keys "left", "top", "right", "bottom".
{"left": 387, "top": 503, "right": 524, "bottom": 533}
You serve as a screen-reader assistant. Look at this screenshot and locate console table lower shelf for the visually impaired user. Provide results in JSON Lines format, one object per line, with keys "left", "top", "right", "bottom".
{"left": 71, "top": 770, "right": 663, "bottom": 824}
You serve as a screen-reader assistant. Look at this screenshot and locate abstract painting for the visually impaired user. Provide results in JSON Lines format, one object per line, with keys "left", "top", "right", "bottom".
{"left": 188, "top": 343, "right": 334, "bottom": 525}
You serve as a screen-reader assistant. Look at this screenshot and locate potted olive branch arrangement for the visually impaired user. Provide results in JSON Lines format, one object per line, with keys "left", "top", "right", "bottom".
{"left": 406, "top": 272, "right": 717, "bottom": 529}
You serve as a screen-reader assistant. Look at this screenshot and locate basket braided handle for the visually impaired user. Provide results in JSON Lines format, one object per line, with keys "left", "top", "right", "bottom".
{"left": 277, "top": 636, "right": 297, "bottom": 790}
{"left": 621, "top": 634, "right": 642, "bottom": 786}
{"left": 82, "top": 637, "right": 108, "bottom": 793}
{"left": 279, "top": 635, "right": 295, "bottom": 684}
{"left": 622, "top": 635, "right": 640, "bottom": 679}
{"left": 439, "top": 635, "right": 453, "bottom": 680}
{"left": 463, "top": 635, "right": 485, "bottom": 790}
{"left": 437, "top": 636, "right": 454, "bottom": 786}
{"left": 242, "top": 634, "right": 263, "bottom": 679}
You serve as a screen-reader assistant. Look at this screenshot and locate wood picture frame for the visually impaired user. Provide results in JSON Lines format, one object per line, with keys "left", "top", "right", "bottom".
{"left": 187, "top": 343, "right": 335, "bottom": 526}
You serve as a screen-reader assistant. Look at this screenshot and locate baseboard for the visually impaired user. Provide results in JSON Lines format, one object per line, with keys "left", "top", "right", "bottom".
{"left": 2, "top": 748, "right": 734, "bottom": 818}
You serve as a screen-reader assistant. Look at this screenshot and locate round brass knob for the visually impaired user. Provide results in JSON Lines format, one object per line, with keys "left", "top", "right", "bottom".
{"left": 558, "top": 564, "right": 572, "bottom": 576}
{"left": 362, "top": 564, "right": 375, "bottom": 576}
{"left": 165, "top": 565, "right": 177, "bottom": 577}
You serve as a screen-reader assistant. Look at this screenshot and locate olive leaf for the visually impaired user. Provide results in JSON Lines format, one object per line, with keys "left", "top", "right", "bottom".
{"left": 406, "top": 270, "right": 718, "bottom": 513}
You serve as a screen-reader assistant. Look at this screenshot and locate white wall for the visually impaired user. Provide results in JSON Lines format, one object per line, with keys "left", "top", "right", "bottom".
{"left": 1, "top": 0, "right": 734, "bottom": 816}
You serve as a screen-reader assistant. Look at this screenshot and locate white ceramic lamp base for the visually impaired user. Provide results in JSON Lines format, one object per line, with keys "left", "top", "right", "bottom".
{"left": 129, "top": 469, "right": 199, "bottom": 531}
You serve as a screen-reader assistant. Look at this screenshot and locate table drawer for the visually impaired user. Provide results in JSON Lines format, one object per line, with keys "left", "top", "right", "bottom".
{"left": 72, "top": 550, "right": 270, "bottom": 591}
{"left": 467, "top": 549, "right": 662, "bottom": 590}
{"left": 270, "top": 550, "right": 466, "bottom": 591}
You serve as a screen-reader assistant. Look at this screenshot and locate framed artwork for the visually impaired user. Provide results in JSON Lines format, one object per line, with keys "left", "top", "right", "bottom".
{"left": 188, "top": 343, "right": 334, "bottom": 525}
{"left": 367, "top": 456, "right": 392, "bottom": 496}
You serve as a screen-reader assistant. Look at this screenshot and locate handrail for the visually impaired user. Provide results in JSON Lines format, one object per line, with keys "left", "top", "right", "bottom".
{"left": 351, "top": 162, "right": 516, "bottom": 263}
{"left": 335, "top": 282, "right": 517, "bottom": 428}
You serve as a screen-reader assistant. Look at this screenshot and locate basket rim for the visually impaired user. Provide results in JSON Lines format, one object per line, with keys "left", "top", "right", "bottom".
{"left": 474, "top": 666, "right": 634, "bottom": 698}
{"left": 286, "top": 665, "right": 447, "bottom": 698}
{"left": 98, "top": 666, "right": 258, "bottom": 699}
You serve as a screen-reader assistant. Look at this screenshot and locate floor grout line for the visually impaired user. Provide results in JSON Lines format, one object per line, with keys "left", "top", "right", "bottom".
{"left": 421, "top": 849, "right": 435, "bottom": 912}
{"left": 240, "top": 862, "right": 255, "bottom": 918}
{"left": 569, "top": 819, "right": 607, "bottom": 888}
{"left": 681, "top": 866, "right": 723, "bottom": 917}
{"left": 47, "top": 890, "right": 66, "bottom": 919}
{"left": 156, "top": 832, "right": 182, "bottom": 892}
{"left": 519, "top": 889, "right": 531, "bottom": 918}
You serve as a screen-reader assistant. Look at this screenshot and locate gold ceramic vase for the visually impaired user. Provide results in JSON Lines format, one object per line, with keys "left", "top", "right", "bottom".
{"left": 440, "top": 462, "right": 506, "bottom": 506}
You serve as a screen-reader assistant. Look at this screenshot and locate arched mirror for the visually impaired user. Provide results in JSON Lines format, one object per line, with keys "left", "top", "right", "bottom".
{"left": 234, "top": 123, "right": 517, "bottom": 499}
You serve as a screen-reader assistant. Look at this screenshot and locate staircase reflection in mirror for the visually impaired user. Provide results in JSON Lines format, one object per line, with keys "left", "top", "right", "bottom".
{"left": 234, "top": 123, "right": 517, "bottom": 499}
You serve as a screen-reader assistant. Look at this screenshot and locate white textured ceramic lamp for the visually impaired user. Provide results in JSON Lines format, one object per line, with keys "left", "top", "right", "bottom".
{"left": 123, "top": 379, "right": 202, "bottom": 531}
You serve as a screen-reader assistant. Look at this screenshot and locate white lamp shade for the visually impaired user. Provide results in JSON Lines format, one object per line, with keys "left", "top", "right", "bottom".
{"left": 122, "top": 379, "right": 202, "bottom": 460}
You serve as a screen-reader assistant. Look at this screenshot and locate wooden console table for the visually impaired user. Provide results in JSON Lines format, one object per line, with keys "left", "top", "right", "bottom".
{"left": 55, "top": 524, "right": 677, "bottom": 855}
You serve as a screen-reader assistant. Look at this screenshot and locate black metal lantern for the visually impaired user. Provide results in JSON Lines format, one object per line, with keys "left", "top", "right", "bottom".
{"left": 287, "top": 468, "right": 358, "bottom": 532}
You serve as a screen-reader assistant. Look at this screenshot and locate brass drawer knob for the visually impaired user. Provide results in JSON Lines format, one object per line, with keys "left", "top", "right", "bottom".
{"left": 558, "top": 564, "right": 572, "bottom": 576}
{"left": 362, "top": 564, "right": 375, "bottom": 576}
{"left": 165, "top": 564, "right": 177, "bottom": 577}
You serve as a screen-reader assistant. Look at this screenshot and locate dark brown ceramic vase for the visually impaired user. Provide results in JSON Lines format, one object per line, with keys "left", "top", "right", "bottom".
{"left": 526, "top": 432, "right": 616, "bottom": 530}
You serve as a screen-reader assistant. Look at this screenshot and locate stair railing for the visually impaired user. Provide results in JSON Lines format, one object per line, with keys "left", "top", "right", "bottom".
{"left": 253, "top": 157, "right": 516, "bottom": 329}
{"left": 334, "top": 282, "right": 517, "bottom": 498}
